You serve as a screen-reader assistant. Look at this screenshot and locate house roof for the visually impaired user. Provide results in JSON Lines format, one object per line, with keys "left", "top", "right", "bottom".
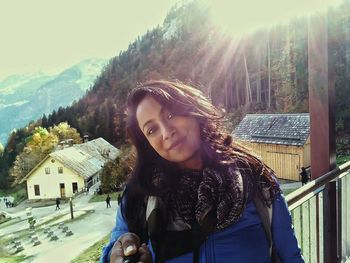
{"left": 20, "top": 138, "right": 119, "bottom": 183}
{"left": 232, "top": 113, "right": 310, "bottom": 146}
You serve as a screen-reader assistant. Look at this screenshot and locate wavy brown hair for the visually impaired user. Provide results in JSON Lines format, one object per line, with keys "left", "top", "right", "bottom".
{"left": 122, "top": 80, "right": 279, "bottom": 239}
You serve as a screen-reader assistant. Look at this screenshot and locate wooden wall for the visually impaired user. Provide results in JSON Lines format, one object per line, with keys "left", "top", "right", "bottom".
{"left": 302, "top": 137, "right": 311, "bottom": 168}
{"left": 236, "top": 138, "right": 311, "bottom": 181}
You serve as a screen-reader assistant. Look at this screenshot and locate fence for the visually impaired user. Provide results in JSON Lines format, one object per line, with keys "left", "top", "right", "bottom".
{"left": 286, "top": 161, "right": 350, "bottom": 263}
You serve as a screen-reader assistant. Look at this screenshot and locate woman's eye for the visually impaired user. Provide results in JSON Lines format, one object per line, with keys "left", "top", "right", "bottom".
{"left": 147, "top": 126, "right": 157, "bottom": 135}
{"left": 168, "top": 113, "right": 173, "bottom": 119}
{"left": 147, "top": 129, "right": 154, "bottom": 135}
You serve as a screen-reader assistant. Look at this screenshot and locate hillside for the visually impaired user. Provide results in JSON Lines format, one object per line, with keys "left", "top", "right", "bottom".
{"left": 0, "top": 73, "right": 54, "bottom": 110}
{"left": 0, "top": 58, "right": 107, "bottom": 144}
{"left": 40, "top": 1, "right": 349, "bottom": 147}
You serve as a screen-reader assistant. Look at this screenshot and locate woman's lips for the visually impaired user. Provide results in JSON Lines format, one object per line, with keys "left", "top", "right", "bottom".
{"left": 168, "top": 137, "right": 185, "bottom": 151}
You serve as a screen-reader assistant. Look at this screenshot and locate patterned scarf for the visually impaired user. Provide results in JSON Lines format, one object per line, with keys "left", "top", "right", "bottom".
{"left": 147, "top": 160, "right": 280, "bottom": 232}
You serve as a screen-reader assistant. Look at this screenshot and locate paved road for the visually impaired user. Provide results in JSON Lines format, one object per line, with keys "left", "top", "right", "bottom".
{"left": 280, "top": 181, "right": 302, "bottom": 190}
{"left": 0, "top": 184, "right": 116, "bottom": 263}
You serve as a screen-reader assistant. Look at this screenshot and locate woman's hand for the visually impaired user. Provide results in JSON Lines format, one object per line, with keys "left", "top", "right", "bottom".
{"left": 110, "top": 232, "right": 152, "bottom": 263}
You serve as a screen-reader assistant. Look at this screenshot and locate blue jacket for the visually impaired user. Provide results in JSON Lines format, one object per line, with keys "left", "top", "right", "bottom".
{"left": 100, "top": 193, "right": 304, "bottom": 263}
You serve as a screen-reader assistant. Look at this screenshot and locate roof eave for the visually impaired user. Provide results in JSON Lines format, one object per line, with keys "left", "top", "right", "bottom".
{"left": 19, "top": 155, "right": 51, "bottom": 184}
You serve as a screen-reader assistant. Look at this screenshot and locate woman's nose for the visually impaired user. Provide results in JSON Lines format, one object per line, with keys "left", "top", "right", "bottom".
{"left": 161, "top": 122, "right": 176, "bottom": 140}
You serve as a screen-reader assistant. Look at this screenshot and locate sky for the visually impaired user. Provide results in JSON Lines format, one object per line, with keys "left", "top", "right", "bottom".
{"left": 0, "top": 0, "right": 344, "bottom": 80}
{"left": 0, "top": 0, "right": 180, "bottom": 79}
{"left": 208, "top": 0, "right": 344, "bottom": 37}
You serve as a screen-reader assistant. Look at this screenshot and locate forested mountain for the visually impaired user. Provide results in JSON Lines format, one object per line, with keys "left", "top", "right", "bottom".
{"left": 0, "top": 73, "right": 54, "bottom": 111}
{"left": 0, "top": 58, "right": 107, "bottom": 144}
{"left": 1, "top": 1, "right": 349, "bottom": 189}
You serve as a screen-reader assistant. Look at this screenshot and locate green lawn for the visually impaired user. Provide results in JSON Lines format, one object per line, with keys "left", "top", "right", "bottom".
{"left": 0, "top": 217, "right": 12, "bottom": 226}
{"left": 336, "top": 155, "right": 350, "bottom": 166}
{"left": 71, "top": 234, "right": 110, "bottom": 263}
{"left": 0, "top": 233, "right": 32, "bottom": 263}
{"left": 88, "top": 192, "right": 121, "bottom": 203}
{"left": 0, "top": 254, "right": 31, "bottom": 263}
{"left": 283, "top": 188, "right": 299, "bottom": 196}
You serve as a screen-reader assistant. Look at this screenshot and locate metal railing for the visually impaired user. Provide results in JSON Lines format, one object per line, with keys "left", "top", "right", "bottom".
{"left": 286, "top": 161, "right": 350, "bottom": 263}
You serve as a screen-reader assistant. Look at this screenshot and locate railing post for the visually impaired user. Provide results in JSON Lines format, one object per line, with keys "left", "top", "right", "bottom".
{"left": 337, "top": 178, "right": 343, "bottom": 262}
{"left": 316, "top": 195, "right": 320, "bottom": 263}
{"left": 323, "top": 181, "right": 338, "bottom": 263}
{"left": 308, "top": 11, "right": 337, "bottom": 263}
{"left": 308, "top": 13, "right": 336, "bottom": 179}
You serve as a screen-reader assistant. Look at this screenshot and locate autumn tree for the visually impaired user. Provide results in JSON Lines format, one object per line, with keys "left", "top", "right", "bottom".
{"left": 50, "top": 122, "right": 82, "bottom": 144}
{"left": 0, "top": 143, "right": 3, "bottom": 156}
{"left": 100, "top": 147, "right": 134, "bottom": 193}
{"left": 10, "top": 127, "right": 59, "bottom": 184}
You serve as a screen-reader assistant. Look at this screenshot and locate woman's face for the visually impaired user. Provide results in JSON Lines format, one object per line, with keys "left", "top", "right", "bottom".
{"left": 136, "top": 95, "right": 203, "bottom": 170}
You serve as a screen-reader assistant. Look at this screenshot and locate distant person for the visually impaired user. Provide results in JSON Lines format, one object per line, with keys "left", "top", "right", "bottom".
{"left": 55, "top": 197, "right": 61, "bottom": 210}
{"left": 300, "top": 167, "right": 310, "bottom": 185}
{"left": 106, "top": 194, "right": 111, "bottom": 208}
{"left": 5, "top": 200, "right": 11, "bottom": 208}
{"left": 117, "top": 194, "right": 122, "bottom": 205}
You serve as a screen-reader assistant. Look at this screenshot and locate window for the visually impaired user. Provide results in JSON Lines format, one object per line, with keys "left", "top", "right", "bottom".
{"left": 45, "top": 167, "right": 50, "bottom": 174}
{"left": 58, "top": 167, "right": 63, "bottom": 174}
{"left": 34, "top": 185, "right": 40, "bottom": 196}
{"left": 72, "top": 182, "right": 78, "bottom": 193}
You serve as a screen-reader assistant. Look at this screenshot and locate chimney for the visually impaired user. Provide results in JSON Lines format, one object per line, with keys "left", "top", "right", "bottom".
{"left": 83, "top": 135, "right": 89, "bottom": 143}
{"left": 67, "top": 139, "right": 74, "bottom": 147}
{"left": 60, "top": 141, "right": 65, "bottom": 149}
{"left": 102, "top": 149, "right": 111, "bottom": 159}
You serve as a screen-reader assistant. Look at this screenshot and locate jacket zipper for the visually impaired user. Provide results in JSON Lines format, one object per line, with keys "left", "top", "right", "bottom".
{"left": 204, "top": 234, "right": 215, "bottom": 263}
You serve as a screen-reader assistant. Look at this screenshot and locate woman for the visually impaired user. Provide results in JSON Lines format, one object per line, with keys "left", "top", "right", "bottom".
{"left": 101, "top": 80, "right": 304, "bottom": 263}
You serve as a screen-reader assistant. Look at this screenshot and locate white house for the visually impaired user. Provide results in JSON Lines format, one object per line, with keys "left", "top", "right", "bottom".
{"left": 20, "top": 138, "right": 119, "bottom": 200}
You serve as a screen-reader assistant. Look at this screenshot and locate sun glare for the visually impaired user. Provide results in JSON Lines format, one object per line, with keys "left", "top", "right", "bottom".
{"left": 204, "top": 0, "right": 344, "bottom": 37}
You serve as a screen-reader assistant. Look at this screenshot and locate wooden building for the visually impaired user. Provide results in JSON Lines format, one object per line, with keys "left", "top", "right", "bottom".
{"left": 20, "top": 138, "right": 119, "bottom": 200}
{"left": 232, "top": 113, "right": 310, "bottom": 181}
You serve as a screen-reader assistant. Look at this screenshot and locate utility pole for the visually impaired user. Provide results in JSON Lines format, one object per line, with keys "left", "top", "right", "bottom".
{"left": 69, "top": 198, "right": 74, "bottom": 219}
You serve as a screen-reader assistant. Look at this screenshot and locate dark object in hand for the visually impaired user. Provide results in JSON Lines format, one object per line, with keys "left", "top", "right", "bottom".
{"left": 122, "top": 253, "right": 140, "bottom": 263}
